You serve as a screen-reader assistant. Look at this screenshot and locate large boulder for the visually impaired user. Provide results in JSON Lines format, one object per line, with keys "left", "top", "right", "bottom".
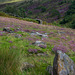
{"left": 53, "top": 50, "right": 75, "bottom": 75}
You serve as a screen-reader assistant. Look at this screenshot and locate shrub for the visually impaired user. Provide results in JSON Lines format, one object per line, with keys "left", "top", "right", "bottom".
{"left": 41, "top": 7, "right": 47, "bottom": 12}
{"left": 60, "top": 16, "right": 72, "bottom": 24}
{"left": 49, "top": 9, "right": 60, "bottom": 19}
{"left": 60, "top": 1, "right": 75, "bottom": 25}
{"left": 28, "top": 11, "right": 32, "bottom": 15}
{"left": 69, "top": 20, "right": 75, "bottom": 29}
{"left": 35, "top": 6, "right": 47, "bottom": 12}
{"left": 5, "top": 5, "right": 16, "bottom": 14}
{"left": 5, "top": 5, "right": 27, "bottom": 18}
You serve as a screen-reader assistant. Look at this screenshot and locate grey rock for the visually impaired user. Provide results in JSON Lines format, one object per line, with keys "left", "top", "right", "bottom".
{"left": 58, "top": 31, "right": 65, "bottom": 35}
{"left": 3, "top": 27, "right": 14, "bottom": 33}
{"left": 42, "top": 34, "right": 48, "bottom": 38}
{"left": 37, "top": 53, "right": 48, "bottom": 56}
{"left": 31, "top": 32, "right": 48, "bottom": 38}
{"left": 15, "top": 34, "right": 22, "bottom": 38}
{"left": 31, "top": 32, "right": 42, "bottom": 36}
{"left": 16, "top": 28, "right": 20, "bottom": 31}
{"left": 32, "top": 41, "right": 45, "bottom": 46}
{"left": 21, "top": 62, "right": 34, "bottom": 71}
{"left": 53, "top": 50, "right": 75, "bottom": 75}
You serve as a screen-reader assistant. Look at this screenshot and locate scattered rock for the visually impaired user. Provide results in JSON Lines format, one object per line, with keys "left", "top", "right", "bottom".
{"left": 42, "top": 34, "right": 48, "bottom": 38}
{"left": 39, "top": 44, "right": 47, "bottom": 48}
{"left": 37, "top": 53, "right": 48, "bottom": 56}
{"left": 15, "top": 34, "right": 22, "bottom": 38}
{"left": 31, "top": 32, "right": 48, "bottom": 38}
{"left": 32, "top": 41, "right": 45, "bottom": 46}
{"left": 16, "top": 28, "right": 20, "bottom": 31}
{"left": 58, "top": 31, "right": 65, "bottom": 35}
{"left": 31, "top": 32, "right": 42, "bottom": 36}
{"left": 21, "top": 62, "right": 34, "bottom": 71}
{"left": 3, "top": 27, "right": 14, "bottom": 33}
{"left": 53, "top": 50, "right": 75, "bottom": 75}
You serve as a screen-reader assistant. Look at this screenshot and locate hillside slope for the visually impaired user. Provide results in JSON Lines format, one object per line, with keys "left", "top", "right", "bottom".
{"left": 60, "top": 1, "right": 75, "bottom": 28}
{"left": 0, "top": 0, "right": 24, "bottom": 4}
{"left": 0, "top": 0, "right": 74, "bottom": 23}
{"left": 0, "top": 16, "right": 75, "bottom": 75}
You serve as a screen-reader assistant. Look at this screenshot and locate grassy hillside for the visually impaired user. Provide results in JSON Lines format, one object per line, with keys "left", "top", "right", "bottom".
{"left": 60, "top": 1, "right": 75, "bottom": 28}
{"left": 0, "top": 16, "right": 75, "bottom": 75}
{"left": 0, "top": 0, "right": 75, "bottom": 75}
{"left": 0, "top": 0, "right": 74, "bottom": 23}
{"left": 0, "top": 0, "right": 24, "bottom": 4}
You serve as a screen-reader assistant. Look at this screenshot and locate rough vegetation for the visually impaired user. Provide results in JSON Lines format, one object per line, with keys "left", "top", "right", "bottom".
{"left": 60, "top": 1, "right": 75, "bottom": 28}
{"left": 0, "top": 16, "right": 75, "bottom": 75}
{"left": 0, "top": 0, "right": 75, "bottom": 75}
{"left": 0, "top": 0, "right": 74, "bottom": 22}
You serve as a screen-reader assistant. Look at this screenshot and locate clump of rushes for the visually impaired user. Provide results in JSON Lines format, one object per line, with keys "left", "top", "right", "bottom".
{"left": 0, "top": 48, "right": 22, "bottom": 75}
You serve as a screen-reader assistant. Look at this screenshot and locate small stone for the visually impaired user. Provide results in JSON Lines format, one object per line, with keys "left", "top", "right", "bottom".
{"left": 32, "top": 41, "right": 45, "bottom": 46}
{"left": 15, "top": 34, "right": 22, "bottom": 38}
{"left": 42, "top": 34, "right": 48, "bottom": 38}
{"left": 37, "top": 53, "right": 48, "bottom": 56}
{"left": 21, "top": 62, "right": 34, "bottom": 71}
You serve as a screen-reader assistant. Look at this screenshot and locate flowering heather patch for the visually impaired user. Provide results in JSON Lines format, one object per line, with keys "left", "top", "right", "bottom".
{"left": 50, "top": 32, "right": 54, "bottom": 34}
{"left": 52, "top": 44, "right": 68, "bottom": 53}
{"left": 0, "top": 31, "right": 6, "bottom": 36}
{"left": 0, "top": 15, "right": 75, "bottom": 75}
{"left": 9, "top": 41, "right": 13, "bottom": 43}
{"left": 68, "top": 41, "right": 75, "bottom": 52}
{"left": 60, "top": 36, "right": 67, "bottom": 40}
{"left": 24, "top": 29, "right": 31, "bottom": 32}
{"left": 39, "top": 45, "right": 47, "bottom": 49}
{"left": 0, "top": 33, "right": 3, "bottom": 36}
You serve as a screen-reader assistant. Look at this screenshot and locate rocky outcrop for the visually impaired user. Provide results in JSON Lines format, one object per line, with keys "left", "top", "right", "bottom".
{"left": 3, "top": 27, "right": 14, "bottom": 33}
{"left": 35, "top": 19, "right": 43, "bottom": 24}
{"left": 31, "top": 32, "right": 48, "bottom": 38}
{"left": 32, "top": 41, "right": 45, "bottom": 46}
{"left": 53, "top": 50, "right": 75, "bottom": 75}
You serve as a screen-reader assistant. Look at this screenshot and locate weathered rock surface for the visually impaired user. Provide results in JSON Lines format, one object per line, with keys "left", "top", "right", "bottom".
{"left": 32, "top": 41, "right": 45, "bottom": 46}
{"left": 15, "top": 34, "right": 22, "bottom": 38}
{"left": 31, "top": 32, "right": 48, "bottom": 38}
{"left": 53, "top": 50, "right": 75, "bottom": 75}
{"left": 3, "top": 27, "right": 14, "bottom": 33}
{"left": 37, "top": 53, "right": 48, "bottom": 56}
{"left": 21, "top": 62, "right": 34, "bottom": 71}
